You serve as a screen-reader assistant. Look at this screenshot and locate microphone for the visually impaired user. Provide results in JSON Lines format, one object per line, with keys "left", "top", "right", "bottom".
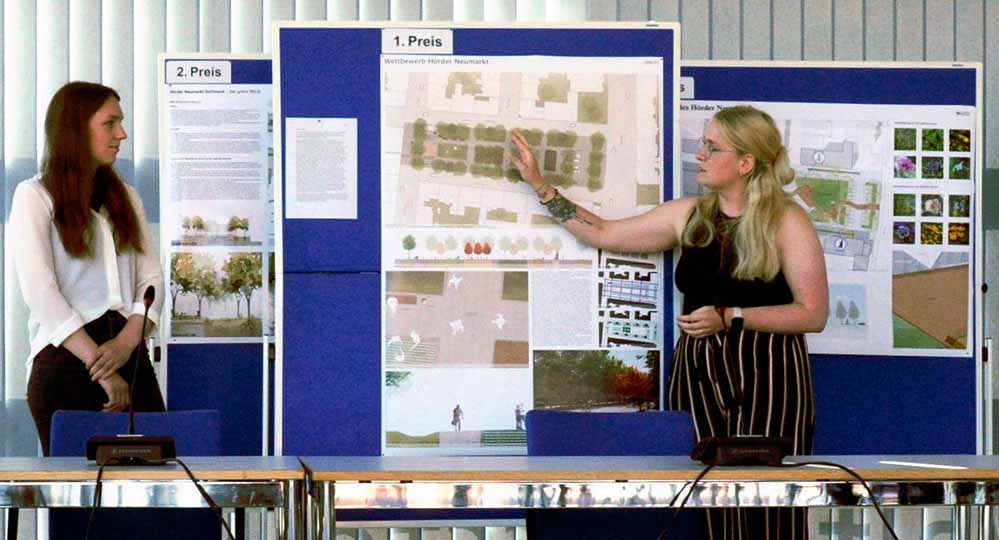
{"left": 86, "top": 285, "right": 176, "bottom": 465}
{"left": 128, "top": 285, "right": 156, "bottom": 435}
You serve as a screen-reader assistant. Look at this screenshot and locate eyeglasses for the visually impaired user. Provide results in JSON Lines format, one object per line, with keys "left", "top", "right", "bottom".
{"left": 698, "top": 137, "right": 738, "bottom": 160}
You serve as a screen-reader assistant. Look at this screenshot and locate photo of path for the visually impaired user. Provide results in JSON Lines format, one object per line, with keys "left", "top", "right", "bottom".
{"left": 385, "top": 369, "right": 531, "bottom": 453}
{"left": 892, "top": 253, "right": 969, "bottom": 349}
{"left": 533, "top": 349, "right": 660, "bottom": 412}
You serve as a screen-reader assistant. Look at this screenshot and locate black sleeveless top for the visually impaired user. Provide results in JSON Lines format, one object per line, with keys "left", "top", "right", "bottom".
{"left": 674, "top": 216, "right": 793, "bottom": 315}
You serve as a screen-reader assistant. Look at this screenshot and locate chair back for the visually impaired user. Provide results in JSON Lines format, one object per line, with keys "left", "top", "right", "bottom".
{"left": 50, "top": 409, "right": 222, "bottom": 457}
{"left": 526, "top": 410, "right": 695, "bottom": 456}
{"left": 524, "top": 410, "right": 701, "bottom": 540}
{"left": 48, "top": 409, "right": 223, "bottom": 540}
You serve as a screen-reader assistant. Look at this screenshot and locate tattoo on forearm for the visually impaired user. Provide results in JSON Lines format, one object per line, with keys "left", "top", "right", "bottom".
{"left": 545, "top": 192, "right": 578, "bottom": 223}
{"left": 572, "top": 214, "right": 593, "bottom": 226}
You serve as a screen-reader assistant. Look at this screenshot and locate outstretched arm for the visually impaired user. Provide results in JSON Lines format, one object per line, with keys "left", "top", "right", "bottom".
{"left": 508, "top": 130, "right": 694, "bottom": 254}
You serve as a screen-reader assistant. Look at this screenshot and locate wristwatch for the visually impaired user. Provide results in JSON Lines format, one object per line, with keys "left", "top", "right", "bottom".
{"left": 730, "top": 307, "right": 744, "bottom": 332}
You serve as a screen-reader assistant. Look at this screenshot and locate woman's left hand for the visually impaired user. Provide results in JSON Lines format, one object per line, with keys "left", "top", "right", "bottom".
{"left": 89, "top": 335, "right": 135, "bottom": 381}
{"left": 677, "top": 305, "right": 725, "bottom": 338}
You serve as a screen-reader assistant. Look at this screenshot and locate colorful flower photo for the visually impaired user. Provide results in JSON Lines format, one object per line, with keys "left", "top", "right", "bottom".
{"left": 893, "top": 221, "right": 916, "bottom": 244}
{"left": 949, "top": 195, "right": 970, "bottom": 218}
{"left": 948, "top": 223, "right": 970, "bottom": 245}
{"left": 921, "top": 129, "right": 944, "bottom": 151}
{"left": 894, "top": 155, "right": 917, "bottom": 178}
{"left": 893, "top": 193, "right": 916, "bottom": 216}
{"left": 949, "top": 157, "right": 971, "bottom": 180}
{"left": 920, "top": 194, "right": 943, "bottom": 217}
{"left": 894, "top": 128, "right": 917, "bottom": 151}
{"left": 949, "top": 129, "right": 971, "bottom": 152}
{"left": 921, "top": 157, "right": 944, "bottom": 179}
{"left": 920, "top": 222, "right": 943, "bottom": 245}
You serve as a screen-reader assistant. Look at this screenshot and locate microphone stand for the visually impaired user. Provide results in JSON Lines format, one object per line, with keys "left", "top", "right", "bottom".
{"left": 86, "top": 286, "right": 176, "bottom": 465}
{"left": 126, "top": 287, "right": 154, "bottom": 435}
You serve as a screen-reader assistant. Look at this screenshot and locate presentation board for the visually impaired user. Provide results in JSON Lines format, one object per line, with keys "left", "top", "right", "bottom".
{"left": 157, "top": 54, "right": 274, "bottom": 454}
{"left": 158, "top": 55, "right": 275, "bottom": 344}
{"left": 680, "top": 62, "right": 983, "bottom": 453}
{"left": 275, "top": 22, "right": 680, "bottom": 455}
{"left": 680, "top": 63, "right": 982, "bottom": 358}
{"left": 275, "top": 28, "right": 982, "bottom": 457}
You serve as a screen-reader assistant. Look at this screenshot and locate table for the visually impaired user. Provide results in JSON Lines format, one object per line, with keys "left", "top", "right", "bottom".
{"left": 0, "top": 456, "right": 305, "bottom": 540}
{"left": 302, "top": 455, "right": 999, "bottom": 540}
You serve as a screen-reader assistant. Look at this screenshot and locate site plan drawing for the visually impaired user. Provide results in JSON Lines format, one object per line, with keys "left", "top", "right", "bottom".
{"left": 679, "top": 100, "right": 975, "bottom": 356}
{"left": 381, "top": 55, "right": 666, "bottom": 454}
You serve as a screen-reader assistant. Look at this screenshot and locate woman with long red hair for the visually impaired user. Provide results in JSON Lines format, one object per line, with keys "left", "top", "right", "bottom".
{"left": 10, "top": 81, "right": 165, "bottom": 455}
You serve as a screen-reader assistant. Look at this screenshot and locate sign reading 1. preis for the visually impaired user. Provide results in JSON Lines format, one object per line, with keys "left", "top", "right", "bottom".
{"left": 166, "top": 60, "right": 232, "bottom": 84}
{"left": 382, "top": 29, "right": 453, "bottom": 55}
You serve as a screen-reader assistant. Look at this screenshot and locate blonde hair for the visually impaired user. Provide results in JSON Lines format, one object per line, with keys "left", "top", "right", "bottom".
{"left": 681, "top": 106, "right": 796, "bottom": 281}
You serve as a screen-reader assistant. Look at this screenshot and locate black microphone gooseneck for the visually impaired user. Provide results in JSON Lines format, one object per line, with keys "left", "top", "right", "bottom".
{"left": 127, "top": 285, "right": 155, "bottom": 436}
{"left": 87, "top": 285, "right": 174, "bottom": 465}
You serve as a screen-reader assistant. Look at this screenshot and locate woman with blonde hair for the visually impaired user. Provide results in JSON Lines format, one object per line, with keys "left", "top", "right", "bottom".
{"left": 10, "top": 81, "right": 165, "bottom": 455}
{"left": 511, "top": 105, "right": 828, "bottom": 540}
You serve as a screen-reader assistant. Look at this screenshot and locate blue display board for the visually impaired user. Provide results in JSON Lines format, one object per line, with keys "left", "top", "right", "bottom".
{"left": 275, "top": 23, "right": 679, "bottom": 455}
{"left": 276, "top": 29, "right": 977, "bottom": 457}
{"left": 167, "top": 343, "right": 264, "bottom": 455}
{"left": 681, "top": 63, "right": 981, "bottom": 454}
{"left": 160, "top": 56, "right": 272, "bottom": 455}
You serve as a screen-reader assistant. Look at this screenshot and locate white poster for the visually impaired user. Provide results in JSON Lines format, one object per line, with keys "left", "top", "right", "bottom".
{"left": 678, "top": 100, "right": 975, "bottom": 357}
{"left": 161, "top": 63, "right": 274, "bottom": 342}
{"left": 380, "top": 55, "right": 666, "bottom": 454}
{"left": 285, "top": 117, "right": 358, "bottom": 219}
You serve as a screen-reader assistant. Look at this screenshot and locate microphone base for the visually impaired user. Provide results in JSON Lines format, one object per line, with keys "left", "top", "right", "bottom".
{"left": 690, "top": 436, "right": 792, "bottom": 466}
{"left": 86, "top": 435, "right": 177, "bottom": 466}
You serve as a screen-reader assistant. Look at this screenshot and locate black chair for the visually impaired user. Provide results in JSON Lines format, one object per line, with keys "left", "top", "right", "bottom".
{"left": 49, "top": 409, "right": 224, "bottom": 540}
{"left": 525, "top": 410, "right": 703, "bottom": 540}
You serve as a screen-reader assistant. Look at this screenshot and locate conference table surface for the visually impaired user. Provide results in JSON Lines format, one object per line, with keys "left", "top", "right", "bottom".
{"left": 0, "top": 455, "right": 304, "bottom": 481}
{"left": 6, "top": 455, "right": 999, "bottom": 540}
{"left": 301, "top": 455, "right": 999, "bottom": 540}
{"left": 0, "top": 456, "right": 305, "bottom": 540}
{"left": 302, "top": 454, "right": 999, "bottom": 517}
{"left": 302, "top": 454, "right": 999, "bottom": 482}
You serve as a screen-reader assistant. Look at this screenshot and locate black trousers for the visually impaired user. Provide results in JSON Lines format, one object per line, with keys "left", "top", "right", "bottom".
{"left": 26, "top": 311, "right": 166, "bottom": 456}
{"left": 668, "top": 330, "right": 816, "bottom": 540}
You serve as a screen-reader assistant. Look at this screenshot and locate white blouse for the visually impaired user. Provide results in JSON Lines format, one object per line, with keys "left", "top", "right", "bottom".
{"left": 9, "top": 175, "right": 164, "bottom": 366}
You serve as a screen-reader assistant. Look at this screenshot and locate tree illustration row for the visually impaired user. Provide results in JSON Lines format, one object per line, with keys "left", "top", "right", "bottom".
{"left": 402, "top": 234, "right": 564, "bottom": 257}
{"left": 180, "top": 216, "right": 250, "bottom": 233}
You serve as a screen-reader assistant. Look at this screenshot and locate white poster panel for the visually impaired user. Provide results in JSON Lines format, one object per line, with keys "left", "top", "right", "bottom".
{"left": 285, "top": 117, "right": 359, "bottom": 219}
{"left": 678, "top": 100, "right": 976, "bottom": 357}
{"left": 380, "top": 55, "right": 667, "bottom": 454}
{"left": 160, "top": 58, "right": 274, "bottom": 343}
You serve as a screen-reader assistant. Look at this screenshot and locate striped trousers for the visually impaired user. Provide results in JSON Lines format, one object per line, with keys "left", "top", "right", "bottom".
{"left": 667, "top": 329, "right": 816, "bottom": 540}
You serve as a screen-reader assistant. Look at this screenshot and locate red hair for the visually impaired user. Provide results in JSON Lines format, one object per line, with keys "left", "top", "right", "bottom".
{"left": 42, "top": 81, "right": 143, "bottom": 258}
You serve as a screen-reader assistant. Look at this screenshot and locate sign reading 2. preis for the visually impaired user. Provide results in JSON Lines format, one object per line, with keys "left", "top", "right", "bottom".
{"left": 382, "top": 29, "right": 453, "bottom": 55}
{"left": 166, "top": 60, "right": 232, "bottom": 84}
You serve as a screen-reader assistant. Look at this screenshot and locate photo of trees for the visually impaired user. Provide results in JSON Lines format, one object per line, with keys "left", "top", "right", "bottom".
{"left": 533, "top": 349, "right": 660, "bottom": 412}
{"left": 170, "top": 251, "right": 265, "bottom": 338}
